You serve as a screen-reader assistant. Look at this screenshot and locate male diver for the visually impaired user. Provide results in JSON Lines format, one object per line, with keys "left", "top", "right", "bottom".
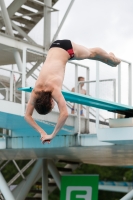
{"left": 25, "top": 39, "right": 121, "bottom": 144}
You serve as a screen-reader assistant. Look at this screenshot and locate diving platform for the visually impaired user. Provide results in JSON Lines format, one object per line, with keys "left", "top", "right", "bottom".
{"left": 19, "top": 87, "right": 133, "bottom": 117}
{"left": 0, "top": 0, "right": 133, "bottom": 199}
{"left": 1, "top": 98, "right": 133, "bottom": 167}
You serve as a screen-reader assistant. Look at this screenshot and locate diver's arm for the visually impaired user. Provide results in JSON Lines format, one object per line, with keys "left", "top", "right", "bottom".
{"left": 50, "top": 89, "right": 68, "bottom": 138}
{"left": 25, "top": 93, "right": 46, "bottom": 135}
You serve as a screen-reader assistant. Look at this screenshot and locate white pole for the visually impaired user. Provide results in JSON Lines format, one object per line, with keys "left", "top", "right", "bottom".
{"left": 113, "top": 79, "right": 116, "bottom": 118}
{"left": 120, "top": 189, "right": 133, "bottom": 200}
{"left": 15, "top": 159, "right": 42, "bottom": 200}
{"left": 12, "top": 166, "right": 42, "bottom": 198}
{"left": 75, "top": 64, "right": 78, "bottom": 92}
{"left": 42, "top": 159, "right": 48, "bottom": 200}
{"left": 86, "top": 67, "right": 90, "bottom": 132}
{"left": 0, "top": 0, "right": 13, "bottom": 36}
{"left": 0, "top": 172, "right": 15, "bottom": 200}
{"left": 44, "top": 0, "right": 52, "bottom": 50}
{"left": 77, "top": 82, "right": 81, "bottom": 145}
{"left": 12, "top": 160, "right": 25, "bottom": 180}
{"left": 22, "top": 48, "right": 26, "bottom": 116}
{"left": 0, "top": 0, "right": 29, "bottom": 104}
{"left": 95, "top": 61, "right": 99, "bottom": 132}
{"left": 10, "top": 66, "right": 13, "bottom": 102}
{"left": 128, "top": 63, "right": 132, "bottom": 106}
{"left": 118, "top": 63, "right": 121, "bottom": 103}
{"left": 74, "top": 64, "right": 78, "bottom": 133}
{"left": 48, "top": 159, "right": 61, "bottom": 189}
{"left": 0, "top": 0, "right": 23, "bottom": 71}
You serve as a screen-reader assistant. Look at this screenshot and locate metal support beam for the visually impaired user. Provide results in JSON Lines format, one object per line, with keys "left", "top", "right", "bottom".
{"left": 128, "top": 63, "right": 132, "bottom": 106}
{"left": 52, "top": 0, "right": 75, "bottom": 43}
{"left": 10, "top": 65, "right": 14, "bottom": 102}
{"left": 0, "top": 0, "right": 14, "bottom": 35}
{"left": 16, "top": 60, "right": 42, "bottom": 88}
{"left": 74, "top": 64, "right": 78, "bottom": 133}
{"left": 26, "top": 60, "right": 42, "bottom": 78}
{"left": 85, "top": 67, "right": 90, "bottom": 133}
{"left": 0, "top": 0, "right": 27, "bottom": 29}
{"left": 0, "top": 0, "right": 23, "bottom": 72}
{"left": 44, "top": 0, "right": 52, "bottom": 50}
{"left": 95, "top": 61, "right": 99, "bottom": 132}
{"left": 48, "top": 159, "right": 61, "bottom": 189}
{"left": 13, "top": 166, "right": 42, "bottom": 200}
{"left": 0, "top": 160, "right": 10, "bottom": 171}
{"left": 5, "top": 0, "right": 27, "bottom": 18}
{"left": 120, "top": 189, "right": 133, "bottom": 200}
{"left": 0, "top": 33, "right": 44, "bottom": 52}
{"left": 0, "top": 0, "right": 30, "bottom": 107}
{"left": 118, "top": 63, "right": 121, "bottom": 103}
{"left": 42, "top": 159, "right": 48, "bottom": 200}
{"left": 12, "top": 160, "right": 25, "bottom": 180}
{"left": 8, "top": 159, "right": 36, "bottom": 187}
{"left": 0, "top": 171, "right": 15, "bottom": 200}
{"left": 14, "top": 159, "right": 42, "bottom": 200}
{"left": 11, "top": 21, "right": 37, "bottom": 44}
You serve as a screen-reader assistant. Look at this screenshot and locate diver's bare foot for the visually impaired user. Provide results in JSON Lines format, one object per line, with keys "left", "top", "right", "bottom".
{"left": 108, "top": 52, "right": 121, "bottom": 67}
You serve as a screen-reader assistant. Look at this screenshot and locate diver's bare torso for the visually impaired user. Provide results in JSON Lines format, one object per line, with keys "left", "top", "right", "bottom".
{"left": 34, "top": 47, "right": 73, "bottom": 94}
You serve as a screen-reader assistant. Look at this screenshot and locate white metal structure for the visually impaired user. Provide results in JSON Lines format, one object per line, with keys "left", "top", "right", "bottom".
{"left": 0, "top": 1, "right": 133, "bottom": 200}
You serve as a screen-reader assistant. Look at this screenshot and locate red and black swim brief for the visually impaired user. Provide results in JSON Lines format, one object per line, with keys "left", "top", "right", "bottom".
{"left": 49, "top": 39, "right": 74, "bottom": 60}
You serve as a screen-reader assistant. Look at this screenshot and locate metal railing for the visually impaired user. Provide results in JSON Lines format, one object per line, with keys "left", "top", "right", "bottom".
{"left": 0, "top": 67, "right": 22, "bottom": 102}
{"left": 0, "top": 48, "right": 132, "bottom": 136}
{"left": 0, "top": 88, "right": 8, "bottom": 100}
{"left": 118, "top": 59, "right": 132, "bottom": 105}
{"left": 95, "top": 60, "right": 132, "bottom": 132}
{"left": 77, "top": 80, "right": 110, "bottom": 135}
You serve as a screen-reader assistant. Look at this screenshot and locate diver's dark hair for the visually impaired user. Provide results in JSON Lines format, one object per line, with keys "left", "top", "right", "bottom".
{"left": 78, "top": 76, "right": 84, "bottom": 81}
{"left": 34, "top": 91, "right": 52, "bottom": 115}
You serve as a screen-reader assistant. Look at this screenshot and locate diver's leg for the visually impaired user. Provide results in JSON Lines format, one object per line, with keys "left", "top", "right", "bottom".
{"left": 72, "top": 42, "right": 121, "bottom": 67}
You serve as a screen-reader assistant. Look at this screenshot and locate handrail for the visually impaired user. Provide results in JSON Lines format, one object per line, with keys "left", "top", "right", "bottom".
{"left": 62, "top": 83, "right": 106, "bottom": 120}
{"left": 0, "top": 88, "right": 9, "bottom": 100}
{"left": 0, "top": 47, "right": 132, "bottom": 136}
{"left": 77, "top": 79, "right": 116, "bottom": 135}
{"left": 0, "top": 67, "right": 22, "bottom": 74}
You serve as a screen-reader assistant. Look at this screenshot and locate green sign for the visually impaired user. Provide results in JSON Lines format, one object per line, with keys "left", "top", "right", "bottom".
{"left": 60, "top": 175, "right": 99, "bottom": 200}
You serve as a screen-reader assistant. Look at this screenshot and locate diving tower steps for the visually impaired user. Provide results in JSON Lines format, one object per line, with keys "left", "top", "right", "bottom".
{"left": 0, "top": 0, "right": 58, "bottom": 41}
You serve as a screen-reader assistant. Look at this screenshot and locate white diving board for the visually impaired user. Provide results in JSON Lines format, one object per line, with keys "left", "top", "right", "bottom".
{"left": 18, "top": 87, "right": 133, "bottom": 117}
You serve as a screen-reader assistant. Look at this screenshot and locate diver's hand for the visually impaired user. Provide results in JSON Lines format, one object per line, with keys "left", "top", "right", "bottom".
{"left": 40, "top": 133, "right": 53, "bottom": 144}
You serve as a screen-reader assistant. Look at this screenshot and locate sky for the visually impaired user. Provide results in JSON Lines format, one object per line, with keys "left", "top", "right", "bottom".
{"left": 2, "top": 0, "right": 133, "bottom": 105}
{"left": 26, "top": 0, "right": 133, "bottom": 61}
{"left": 54, "top": 0, "right": 133, "bottom": 60}
{"left": 54, "top": 0, "right": 133, "bottom": 105}
{"left": 3, "top": 0, "right": 133, "bottom": 61}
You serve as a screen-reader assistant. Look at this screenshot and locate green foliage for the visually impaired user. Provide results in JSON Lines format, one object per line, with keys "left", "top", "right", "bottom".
{"left": 48, "top": 164, "right": 133, "bottom": 200}
{"left": 99, "top": 191, "right": 124, "bottom": 200}
{"left": 1, "top": 160, "right": 133, "bottom": 200}
{"left": 49, "top": 188, "right": 60, "bottom": 200}
{"left": 124, "top": 169, "right": 133, "bottom": 181}
{"left": 0, "top": 160, "right": 35, "bottom": 184}
{"left": 73, "top": 164, "right": 129, "bottom": 181}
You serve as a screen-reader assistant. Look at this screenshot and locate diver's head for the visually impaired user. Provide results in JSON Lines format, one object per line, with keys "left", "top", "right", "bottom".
{"left": 34, "top": 91, "right": 55, "bottom": 115}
